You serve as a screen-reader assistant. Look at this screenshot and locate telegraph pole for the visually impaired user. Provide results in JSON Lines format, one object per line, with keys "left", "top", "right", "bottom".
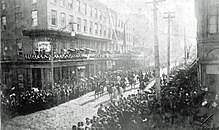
{"left": 144, "top": 0, "right": 165, "bottom": 104}
{"left": 153, "top": 0, "right": 163, "bottom": 104}
{"left": 163, "top": 11, "right": 175, "bottom": 82}
{"left": 184, "top": 27, "right": 187, "bottom": 65}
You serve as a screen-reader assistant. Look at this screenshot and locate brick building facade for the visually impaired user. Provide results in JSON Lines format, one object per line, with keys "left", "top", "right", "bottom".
{"left": 1, "top": 0, "right": 135, "bottom": 90}
{"left": 195, "top": 0, "right": 219, "bottom": 93}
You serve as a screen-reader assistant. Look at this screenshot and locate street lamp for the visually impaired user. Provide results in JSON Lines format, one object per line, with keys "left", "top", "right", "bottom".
{"left": 50, "top": 22, "right": 77, "bottom": 88}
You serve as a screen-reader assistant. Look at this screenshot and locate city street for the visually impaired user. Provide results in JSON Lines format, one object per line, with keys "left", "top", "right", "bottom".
{"left": 1, "top": 0, "right": 218, "bottom": 129}
{"left": 3, "top": 81, "right": 155, "bottom": 130}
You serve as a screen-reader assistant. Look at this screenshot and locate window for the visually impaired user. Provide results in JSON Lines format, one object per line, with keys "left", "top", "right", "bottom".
{"left": 31, "top": 0, "right": 37, "bottom": 4}
{"left": 108, "top": 28, "right": 111, "bottom": 38}
{"left": 89, "top": 21, "right": 93, "bottom": 34}
{"left": 61, "top": 13, "right": 66, "bottom": 28}
{"left": 15, "top": 0, "right": 20, "bottom": 7}
{"left": 99, "top": 10, "right": 102, "bottom": 20}
{"left": 83, "top": 19, "right": 87, "bottom": 32}
{"left": 100, "top": 24, "right": 102, "bottom": 36}
{"left": 15, "top": 12, "right": 21, "bottom": 27}
{"left": 51, "top": 0, "right": 57, "bottom": 4}
{"left": 95, "top": 8, "right": 98, "bottom": 18}
{"left": 69, "top": 15, "right": 74, "bottom": 31}
{"left": 208, "top": 0, "right": 219, "bottom": 34}
{"left": 76, "top": 0, "right": 80, "bottom": 12}
{"left": 77, "top": 17, "right": 81, "bottom": 32}
{"left": 118, "top": 20, "right": 120, "bottom": 28}
{"left": 31, "top": 10, "right": 38, "bottom": 27}
{"left": 88, "top": 6, "right": 92, "bottom": 16}
{"left": 82, "top": 3, "right": 87, "bottom": 14}
{"left": 2, "top": 0, "right": 6, "bottom": 10}
{"left": 68, "top": 0, "right": 73, "bottom": 9}
{"left": 1, "top": 16, "right": 6, "bottom": 30}
{"left": 103, "top": 13, "right": 106, "bottom": 22}
{"left": 60, "top": 0, "right": 65, "bottom": 7}
{"left": 17, "top": 39, "right": 23, "bottom": 57}
{"left": 51, "top": 10, "right": 57, "bottom": 26}
{"left": 95, "top": 23, "right": 98, "bottom": 35}
{"left": 103, "top": 26, "right": 106, "bottom": 37}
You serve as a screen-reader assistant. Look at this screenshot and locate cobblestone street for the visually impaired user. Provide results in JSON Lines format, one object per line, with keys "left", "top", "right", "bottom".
{"left": 3, "top": 81, "right": 155, "bottom": 130}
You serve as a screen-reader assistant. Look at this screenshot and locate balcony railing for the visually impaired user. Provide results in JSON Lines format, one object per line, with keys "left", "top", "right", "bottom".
{"left": 24, "top": 54, "right": 88, "bottom": 61}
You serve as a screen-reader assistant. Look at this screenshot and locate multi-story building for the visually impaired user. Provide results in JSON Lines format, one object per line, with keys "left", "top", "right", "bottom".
{"left": 1, "top": 0, "right": 135, "bottom": 90}
{"left": 195, "top": 0, "right": 219, "bottom": 93}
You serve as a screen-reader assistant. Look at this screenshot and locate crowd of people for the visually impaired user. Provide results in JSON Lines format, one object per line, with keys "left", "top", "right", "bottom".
{"left": 1, "top": 68, "right": 155, "bottom": 127}
{"left": 71, "top": 70, "right": 156, "bottom": 130}
{"left": 72, "top": 89, "right": 159, "bottom": 130}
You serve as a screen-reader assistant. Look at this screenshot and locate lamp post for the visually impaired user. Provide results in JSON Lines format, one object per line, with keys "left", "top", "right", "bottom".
{"left": 50, "top": 22, "right": 77, "bottom": 88}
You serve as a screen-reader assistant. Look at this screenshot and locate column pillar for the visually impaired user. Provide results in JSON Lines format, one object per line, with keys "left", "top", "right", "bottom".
{"left": 60, "top": 67, "right": 62, "bottom": 80}
{"left": 29, "top": 68, "right": 33, "bottom": 88}
{"left": 41, "top": 68, "right": 45, "bottom": 90}
{"left": 68, "top": 67, "right": 71, "bottom": 84}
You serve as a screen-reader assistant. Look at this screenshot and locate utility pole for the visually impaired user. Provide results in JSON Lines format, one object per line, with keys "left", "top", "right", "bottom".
{"left": 163, "top": 11, "right": 175, "bottom": 82}
{"left": 144, "top": 0, "right": 165, "bottom": 104}
{"left": 184, "top": 27, "right": 187, "bottom": 65}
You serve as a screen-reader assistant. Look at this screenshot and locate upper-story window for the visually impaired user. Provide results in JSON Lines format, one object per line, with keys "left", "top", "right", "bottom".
{"left": 61, "top": 12, "right": 66, "bottom": 28}
{"left": 2, "top": 0, "right": 6, "bottom": 10}
{"left": 60, "top": 0, "right": 65, "bottom": 7}
{"left": 15, "top": 0, "right": 20, "bottom": 7}
{"left": 82, "top": 3, "right": 87, "bottom": 14}
{"left": 51, "top": 0, "right": 57, "bottom": 4}
{"left": 31, "top": 0, "right": 37, "bottom": 4}
{"left": 100, "top": 24, "right": 102, "bottom": 36}
{"left": 77, "top": 17, "right": 81, "bottom": 32}
{"left": 76, "top": 0, "right": 80, "bottom": 12}
{"left": 208, "top": 0, "right": 219, "bottom": 34}
{"left": 118, "top": 20, "right": 120, "bottom": 28}
{"left": 99, "top": 10, "right": 102, "bottom": 21}
{"left": 89, "top": 21, "right": 93, "bottom": 34}
{"left": 68, "top": 0, "right": 73, "bottom": 9}
{"left": 103, "top": 26, "right": 106, "bottom": 37}
{"left": 95, "top": 23, "right": 98, "bottom": 35}
{"left": 15, "top": 12, "right": 21, "bottom": 27}
{"left": 103, "top": 13, "right": 106, "bottom": 22}
{"left": 108, "top": 28, "right": 111, "bottom": 38}
{"left": 88, "top": 6, "right": 92, "bottom": 16}
{"left": 69, "top": 15, "right": 74, "bottom": 31}
{"left": 31, "top": 10, "right": 38, "bottom": 27}
{"left": 51, "top": 10, "right": 57, "bottom": 26}
{"left": 95, "top": 8, "right": 98, "bottom": 19}
{"left": 83, "top": 19, "right": 87, "bottom": 32}
{"left": 1, "top": 16, "right": 6, "bottom": 30}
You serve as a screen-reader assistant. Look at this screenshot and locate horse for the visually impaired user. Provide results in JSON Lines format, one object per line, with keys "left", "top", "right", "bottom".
{"left": 111, "top": 85, "right": 123, "bottom": 101}
{"left": 107, "top": 85, "right": 113, "bottom": 100}
{"left": 94, "top": 85, "right": 104, "bottom": 99}
{"left": 128, "top": 75, "right": 136, "bottom": 90}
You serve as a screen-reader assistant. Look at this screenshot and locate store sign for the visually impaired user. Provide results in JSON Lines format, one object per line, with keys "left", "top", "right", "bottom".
{"left": 38, "top": 41, "right": 51, "bottom": 52}
{"left": 78, "top": 66, "right": 86, "bottom": 70}
{"left": 206, "top": 65, "right": 219, "bottom": 74}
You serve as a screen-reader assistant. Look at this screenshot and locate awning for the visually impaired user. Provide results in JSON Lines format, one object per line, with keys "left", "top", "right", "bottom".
{"left": 22, "top": 29, "right": 76, "bottom": 39}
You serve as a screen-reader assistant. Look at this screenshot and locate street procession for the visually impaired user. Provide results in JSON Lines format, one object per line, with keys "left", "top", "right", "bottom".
{"left": 1, "top": 0, "right": 219, "bottom": 129}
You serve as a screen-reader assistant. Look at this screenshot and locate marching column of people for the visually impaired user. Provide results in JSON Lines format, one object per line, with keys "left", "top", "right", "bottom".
{"left": 71, "top": 69, "right": 156, "bottom": 130}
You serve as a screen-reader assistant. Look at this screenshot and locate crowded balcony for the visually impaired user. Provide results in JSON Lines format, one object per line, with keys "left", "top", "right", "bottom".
{"left": 23, "top": 48, "right": 118, "bottom": 62}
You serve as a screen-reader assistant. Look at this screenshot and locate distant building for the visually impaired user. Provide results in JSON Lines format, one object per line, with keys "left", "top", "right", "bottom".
{"left": 195, "top": 0, "right": 219, "bottom": 92}
{"left": 1, "top": 0, "right": 135, "bottom": 90}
